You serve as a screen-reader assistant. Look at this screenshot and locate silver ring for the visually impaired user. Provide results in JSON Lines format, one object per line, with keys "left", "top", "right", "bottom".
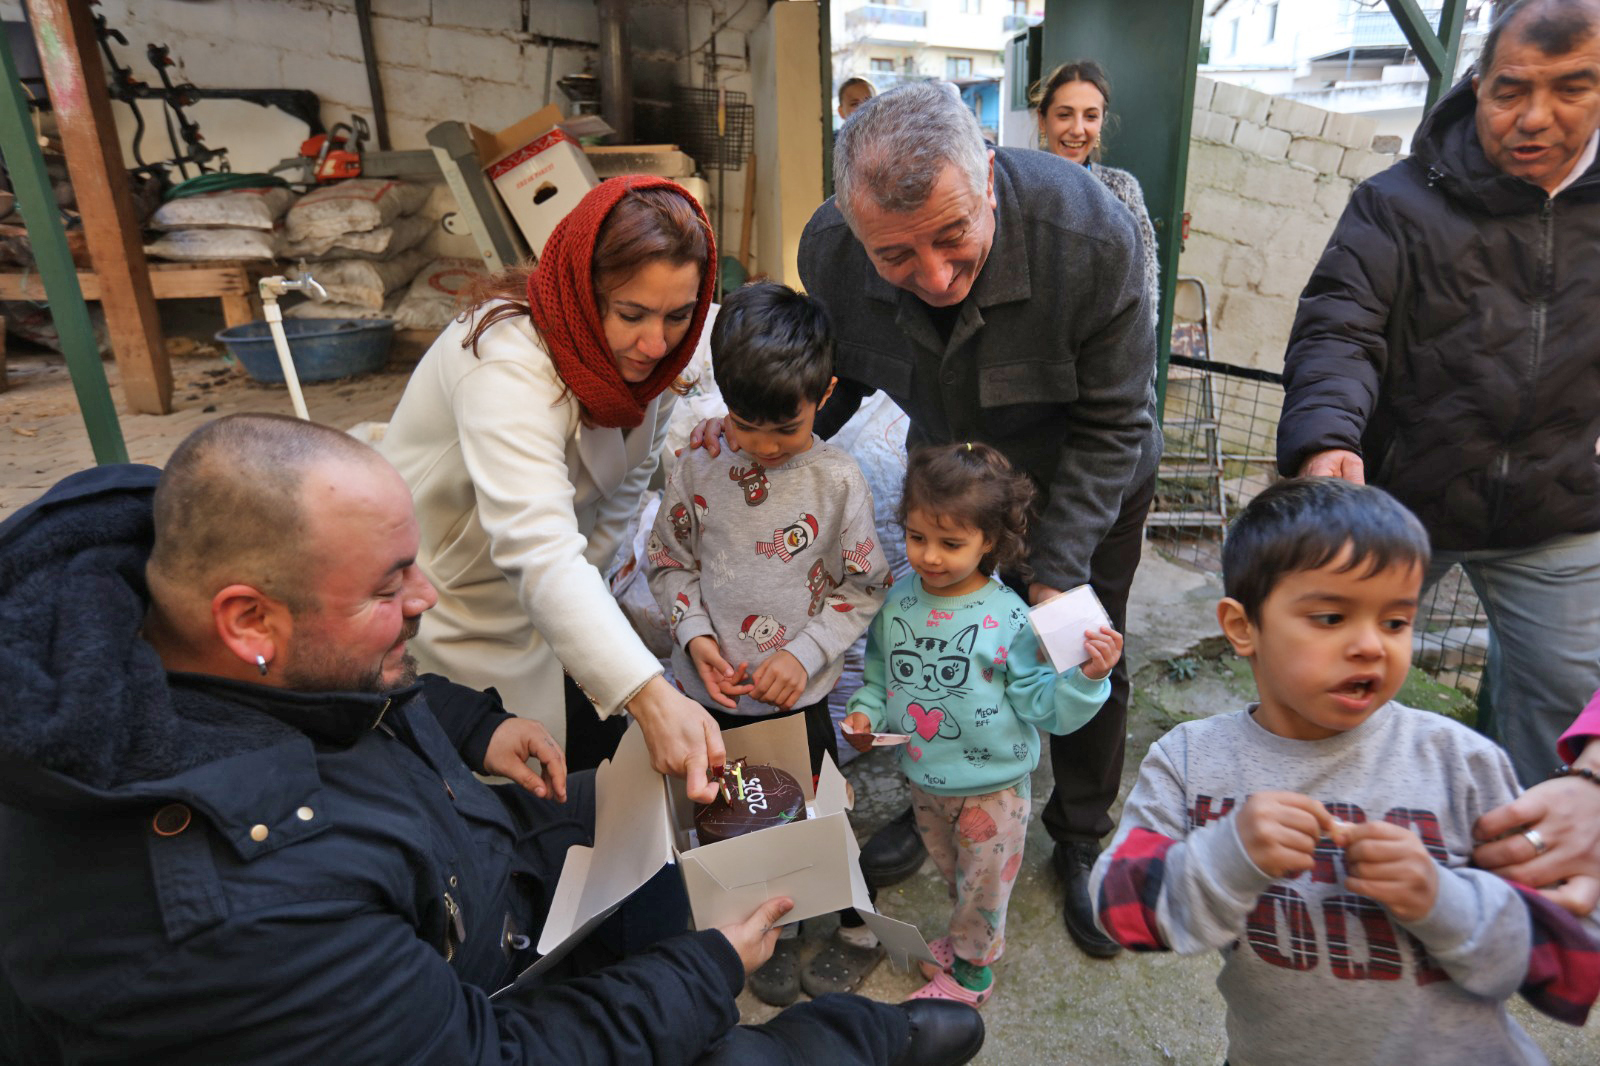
{"left": 1522, "top": 827, "right": 1549, "bottom": 856}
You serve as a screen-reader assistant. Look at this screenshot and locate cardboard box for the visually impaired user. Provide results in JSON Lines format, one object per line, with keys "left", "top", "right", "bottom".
{"left": 471, "top": 106, "right": 610, "bottom": 257}
{"left": 497, "top": 716, "right": 932, "bottom": 996}
{"left": 1028, "top": 584, "right": 1113, "bottom": 674}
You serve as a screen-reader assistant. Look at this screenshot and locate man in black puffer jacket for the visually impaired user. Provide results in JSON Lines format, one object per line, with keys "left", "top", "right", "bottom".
{"left": 0, "top": 413, "right": 983, "bottom": 1066}
{"left": 1278, "top": 0, "right": 1600, "bottom": 786}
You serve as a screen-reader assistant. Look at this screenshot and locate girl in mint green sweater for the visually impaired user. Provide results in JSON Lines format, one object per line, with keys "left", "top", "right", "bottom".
{"left": 843, "top": 443, "right": 1122, "bottom": 1006}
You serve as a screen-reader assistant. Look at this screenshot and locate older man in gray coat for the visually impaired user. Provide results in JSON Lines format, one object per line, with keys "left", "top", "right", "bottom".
{"left": 794, "top": 83, "right": 1160, "bottom": 967}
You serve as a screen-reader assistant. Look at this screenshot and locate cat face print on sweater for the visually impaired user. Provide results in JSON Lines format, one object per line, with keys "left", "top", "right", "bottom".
{"left": 891, "top": 618, "right": 977, "bottom": 742}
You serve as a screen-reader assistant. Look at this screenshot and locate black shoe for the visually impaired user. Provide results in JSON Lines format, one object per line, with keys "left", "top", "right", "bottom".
{"left": 861, "top": 806, "right": 926, "bottom": 887}
{"left": 892, "top": 1000, "right": 985, "bottom": 1066}
{"left": 747, "top": 935, "right": 801, "bottom": 1006}
{"left": 1053, "top": 842, "right": 1123, "bottom": 959}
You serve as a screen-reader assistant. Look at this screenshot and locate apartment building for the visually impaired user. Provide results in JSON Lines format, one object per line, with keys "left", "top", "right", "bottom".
{"left": 832, "top": 0, "right": 1044, "bottom": 137}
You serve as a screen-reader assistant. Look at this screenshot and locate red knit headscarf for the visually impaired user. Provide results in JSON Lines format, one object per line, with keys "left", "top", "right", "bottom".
{"left": 527, "top": 176, "right": 717, "bottom": 429}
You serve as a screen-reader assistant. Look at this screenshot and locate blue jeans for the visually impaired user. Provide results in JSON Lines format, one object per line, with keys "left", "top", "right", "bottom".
{"left": 1426, "top": 530, "right": 1600, "bottom": 785}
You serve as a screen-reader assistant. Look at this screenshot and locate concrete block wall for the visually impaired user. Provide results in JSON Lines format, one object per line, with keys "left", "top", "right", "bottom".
{"left": 1178, "top": 76, "right": 1400, "bottom": 374}
{"left": 5, "top": 0, "right": 766, "bottom": 265}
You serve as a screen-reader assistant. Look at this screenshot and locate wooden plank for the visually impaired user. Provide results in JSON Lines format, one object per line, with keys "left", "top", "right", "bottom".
{"left": 27, "top": 0, "right": 171, "bottom": 413}
{"left": 582, "top": 144, "right": 683, "bottom": 154}
{"left": 738, "top": 152, "right": 756, "bottom": 270}
{"left": 219, "top": 291, "right": 259, "bottom": 330}
{"left": 148, "top": 262, "right": 254, "bottom": 298}
{"left": 0, "top": 262, "right": 253, "bottom": 301}
{"left": 0, "top": 22, "right": 125, "bottom": 460}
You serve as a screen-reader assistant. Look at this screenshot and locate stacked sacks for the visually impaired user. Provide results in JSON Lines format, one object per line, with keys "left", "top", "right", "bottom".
{"left": 392, "top": 256, "right": 486, "bottom": 332}
{"left": 279, "top": 179, "right": 432, "bottom": 321}
{"left": 143, "top": 184, "right": 293, "bottom": 262}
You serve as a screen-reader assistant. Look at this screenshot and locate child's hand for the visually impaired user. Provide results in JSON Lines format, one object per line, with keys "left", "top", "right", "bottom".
{"left": 841, "top": 712, "right": 877, "bottom": 753}
{"left": 1341, "top": 820, "right": 1440, "bottom": 924}
{"left": 1537, "top": 875, "right": 1600, "bottom": 918}
{"left": 687, "top": 635, "right": 754, "bottom": 709}
{"left": 1080, "top": 625, "right": 1124, "bottom": 681}
{"left": 751, "top": 650, "right": 808, "bottom": 710}
{"left": 1236, "top": 791, "right": 1336, "bottom": 879}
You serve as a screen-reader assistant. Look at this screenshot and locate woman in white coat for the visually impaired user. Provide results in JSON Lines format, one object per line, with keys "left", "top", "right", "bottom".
{"left": 381, "top": 176, "right": 723, "bottom": 800}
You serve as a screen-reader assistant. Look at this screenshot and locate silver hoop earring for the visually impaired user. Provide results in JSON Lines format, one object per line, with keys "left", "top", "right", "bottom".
{"left": 256, "top": 654, "right": 269, "bottom": 676}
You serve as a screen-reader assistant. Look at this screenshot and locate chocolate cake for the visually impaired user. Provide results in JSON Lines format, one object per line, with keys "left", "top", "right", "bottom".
{"left": 693, "top": 759, "right": 808, "bottom": 845}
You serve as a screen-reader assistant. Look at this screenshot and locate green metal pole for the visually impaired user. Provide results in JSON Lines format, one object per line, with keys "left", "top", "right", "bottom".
{"left": 1430, "top": 0, "right": 1471, "bottom": 113}
{"left": 1042, "top": 0, "right": 1206, "bottom": 422}
{"left": 0, "top": 25, "right": 126, "bottom": 464}
{"left": 1386, "top": 0, "right": 1472, "bottom": 115}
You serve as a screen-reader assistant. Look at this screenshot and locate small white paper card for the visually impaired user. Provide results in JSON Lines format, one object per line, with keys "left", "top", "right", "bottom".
{"left": 1028, "top": 584, "right": 1112, "bottom": 674}
{"left": 839, "top": 721, "right": 911, "bottom": 747}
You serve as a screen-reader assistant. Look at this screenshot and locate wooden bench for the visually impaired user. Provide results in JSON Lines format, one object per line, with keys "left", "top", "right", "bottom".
{"left": 0, "top": 259, "right": 267, "bottom": 329}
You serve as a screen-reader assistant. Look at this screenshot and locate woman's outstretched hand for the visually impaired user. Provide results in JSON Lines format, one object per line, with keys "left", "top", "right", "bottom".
{"left": 627, "top": 674, "right": 727, "bottom": 803}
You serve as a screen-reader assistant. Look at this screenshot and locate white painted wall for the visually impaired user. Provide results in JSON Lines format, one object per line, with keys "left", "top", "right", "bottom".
{"left": 1180, "top": 75, "right": 1401, "bottom": 374}
{"left": 750, "top": 1, "right": 823, "bottom": 287}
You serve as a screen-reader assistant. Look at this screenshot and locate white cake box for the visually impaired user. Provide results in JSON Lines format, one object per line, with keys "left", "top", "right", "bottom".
{"left": 471, "top": 105, "right": 608, "bottom": 258}
{"left": 498, "top": 714, "right": 933, "bottom": 993}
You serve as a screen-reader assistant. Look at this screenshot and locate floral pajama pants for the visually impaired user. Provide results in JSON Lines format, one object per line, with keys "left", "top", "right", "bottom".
{"left": 907, "top": 777, "right": 1031, "bottom": 967}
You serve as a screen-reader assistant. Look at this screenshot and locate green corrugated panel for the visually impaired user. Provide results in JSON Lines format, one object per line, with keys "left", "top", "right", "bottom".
{"left": 1042, "top": 0, "right": 1207, "bottom": 421}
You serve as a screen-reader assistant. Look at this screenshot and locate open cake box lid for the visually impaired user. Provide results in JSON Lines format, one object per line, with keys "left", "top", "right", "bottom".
{"left": 504, "top": 716, "right": 931, "bottom": 996}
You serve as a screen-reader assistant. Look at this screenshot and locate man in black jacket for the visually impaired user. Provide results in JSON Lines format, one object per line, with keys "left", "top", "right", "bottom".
{"left": 0, "top": 413, "right": 982, "bottom": 1065}
{"left": 1278, "top": 0, "right": 1600, "bottom": 786}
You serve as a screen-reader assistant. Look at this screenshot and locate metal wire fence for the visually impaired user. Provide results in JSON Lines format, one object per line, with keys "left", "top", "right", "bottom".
{"left": 1148, "top": 352, "right": 1486, "bottom": 694}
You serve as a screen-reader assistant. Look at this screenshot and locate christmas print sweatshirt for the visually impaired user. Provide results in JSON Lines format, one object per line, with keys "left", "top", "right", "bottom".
{"left": 647, "top": 439, "right": 888, "bottom": 715}
{"left": 848, "top": 574, "right": 1109, "bottom": 796}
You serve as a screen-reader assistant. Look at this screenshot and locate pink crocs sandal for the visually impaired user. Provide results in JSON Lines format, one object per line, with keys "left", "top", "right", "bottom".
{"left": 919, "top": 935, "right": 956, "bottom": 979}
{"left": 904, "top": 969, "right": 994, "bottom": 1008}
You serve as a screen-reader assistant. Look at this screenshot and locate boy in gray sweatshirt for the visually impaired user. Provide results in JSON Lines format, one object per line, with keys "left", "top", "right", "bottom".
{"left": 1090, "top": 479, "right": 1599, "bottom": 1065}
{"left": 647, "top": 282, "right": 888, "bottom": 766}
{"left": 648, "top": 282, "right": 891, "bottom": 1007}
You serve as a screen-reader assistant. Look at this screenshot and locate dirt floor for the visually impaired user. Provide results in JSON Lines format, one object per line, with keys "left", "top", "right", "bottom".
{"left": 0, "top": 321, "right": 421, "bottom": 514}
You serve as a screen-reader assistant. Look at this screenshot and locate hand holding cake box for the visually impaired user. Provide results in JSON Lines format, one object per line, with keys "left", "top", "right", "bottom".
{"left": 1028, "top": 584, "right": 1118, "bottom": 676}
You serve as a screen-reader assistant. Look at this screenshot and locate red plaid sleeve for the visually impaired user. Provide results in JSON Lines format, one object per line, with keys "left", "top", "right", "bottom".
{"left": 1511, "top": 882, "right": 1600, "bottom": 1025}
{"left": 1096, "top": 828, "right": 1178, "bottom": 952}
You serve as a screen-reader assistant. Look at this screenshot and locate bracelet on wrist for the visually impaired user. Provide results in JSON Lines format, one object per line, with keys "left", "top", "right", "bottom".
{"left": 1553, "top": 764, "right": 1600, "bottom": 787}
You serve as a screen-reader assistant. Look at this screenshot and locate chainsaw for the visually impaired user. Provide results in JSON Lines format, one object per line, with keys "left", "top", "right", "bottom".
{"left": 273, "top": 116, "right": 370, "bottom": 185}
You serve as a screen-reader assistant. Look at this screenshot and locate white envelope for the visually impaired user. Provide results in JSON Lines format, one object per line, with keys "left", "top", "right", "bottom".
{"left": 1028, "top": 584, "right": 1113, "bottom": 674}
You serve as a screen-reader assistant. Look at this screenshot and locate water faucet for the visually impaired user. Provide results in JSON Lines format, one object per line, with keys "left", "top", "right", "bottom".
{"left": 259, "top": 272, "right": 329, "bottom": 303}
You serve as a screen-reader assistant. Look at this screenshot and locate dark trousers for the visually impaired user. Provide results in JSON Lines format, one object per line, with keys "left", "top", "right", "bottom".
{"left": 697, "top": 993, "right": 910, "bottom": 1064}
{"left": 1040, "top": 471, "right": 1156, "bottom": 845}
{"left": 703, "top": 695, "right": 838, "bottom": 782}
{"left": 564, "top": 682, "right": 842, "bottom": 785}
{"left": 563, "top": 674, "right": 631, "bottom": 773}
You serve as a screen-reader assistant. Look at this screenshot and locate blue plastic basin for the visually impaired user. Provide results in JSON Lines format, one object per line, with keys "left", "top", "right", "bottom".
{"left": 214, "top": 318, "right": 394, "bottom": 384}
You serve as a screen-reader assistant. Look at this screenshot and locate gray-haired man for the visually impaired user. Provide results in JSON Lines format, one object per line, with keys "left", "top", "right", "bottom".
{"left": 697, "top": 83, "right": 1161, "bottom": 964}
